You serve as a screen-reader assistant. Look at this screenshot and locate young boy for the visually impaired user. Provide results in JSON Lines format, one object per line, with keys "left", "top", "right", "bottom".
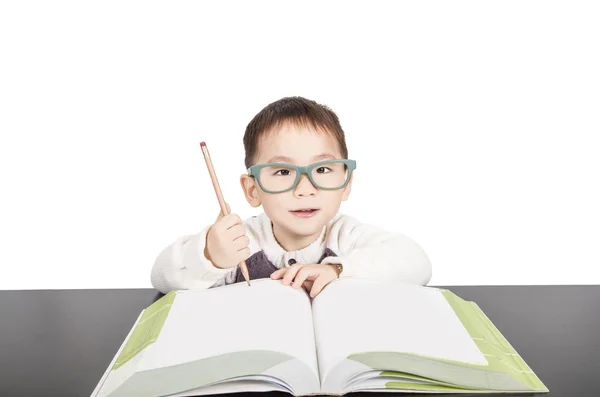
{"left": 151, "top": 96, "right": 432, "bottom": 297}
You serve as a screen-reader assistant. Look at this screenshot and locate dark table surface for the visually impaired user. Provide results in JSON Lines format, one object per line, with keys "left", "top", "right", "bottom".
{"left": 0, "top": 285, "right": 598, "bottom": 397}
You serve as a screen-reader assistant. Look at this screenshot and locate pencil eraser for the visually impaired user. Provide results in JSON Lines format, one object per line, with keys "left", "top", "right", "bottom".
{"left": 200, "top": 141, "right": 206, "bottom": 147}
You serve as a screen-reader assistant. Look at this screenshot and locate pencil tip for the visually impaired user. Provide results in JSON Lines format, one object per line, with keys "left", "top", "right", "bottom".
{"left": 200, "top": 141, "right": 206, "bottom": 147}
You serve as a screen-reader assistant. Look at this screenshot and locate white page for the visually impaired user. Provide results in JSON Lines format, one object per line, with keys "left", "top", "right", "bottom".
{"left": 312, "top": 278, "right": 487, "bottom": 380}
{"left": 137, "top": 279, "right": 318, "bottom": 378}
{"left": 165, "top": 379, "right": 290, "bottom": 397}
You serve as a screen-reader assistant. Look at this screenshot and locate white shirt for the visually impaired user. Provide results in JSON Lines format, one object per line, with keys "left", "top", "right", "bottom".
{"left": 151, "top": 211, "right": 432, "bottom": 294}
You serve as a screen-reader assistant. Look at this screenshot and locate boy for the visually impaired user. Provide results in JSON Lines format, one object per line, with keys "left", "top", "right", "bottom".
{"left": 151, "top": 96, "right": 432, "bottom": 298}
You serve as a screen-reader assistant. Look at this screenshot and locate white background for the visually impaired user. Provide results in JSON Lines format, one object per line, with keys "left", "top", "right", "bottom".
{"left": 1, "top": 1, "right": 598, "bottom": 290}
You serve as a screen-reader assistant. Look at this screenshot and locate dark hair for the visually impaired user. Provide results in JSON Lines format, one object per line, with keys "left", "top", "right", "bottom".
{"left": 243, "top": 96, "right": 349, "bottom": 169}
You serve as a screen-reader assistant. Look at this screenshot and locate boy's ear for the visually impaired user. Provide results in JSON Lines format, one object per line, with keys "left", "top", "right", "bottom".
{"left": 240, "top": 174, "right": 261, "bottom": 208}
{"left": 341, "top": 173, "right": 354, "bottom": 201}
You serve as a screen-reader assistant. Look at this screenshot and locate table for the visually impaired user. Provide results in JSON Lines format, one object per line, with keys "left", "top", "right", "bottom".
{"left": 1, "top": 285, "right": 598, "bottom": 396}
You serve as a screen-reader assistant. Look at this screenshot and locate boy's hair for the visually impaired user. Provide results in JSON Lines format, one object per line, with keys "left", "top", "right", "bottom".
{"left": 243, "top": 96, "right": 349, "bottom": 169}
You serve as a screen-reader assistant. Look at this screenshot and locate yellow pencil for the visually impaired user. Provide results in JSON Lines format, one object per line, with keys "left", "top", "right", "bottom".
{"left": 199, "top": 141, "right": 251, "bottom": 286}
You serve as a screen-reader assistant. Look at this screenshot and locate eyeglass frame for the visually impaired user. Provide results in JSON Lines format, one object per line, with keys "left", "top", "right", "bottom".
{"left": 247, "top": 159, "right": 357, "bottom": 194}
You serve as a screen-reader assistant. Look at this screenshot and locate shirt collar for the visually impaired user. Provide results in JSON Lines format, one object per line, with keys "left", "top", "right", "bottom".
{"left": 258, "top": 212, "right": 328, "bottom": 267}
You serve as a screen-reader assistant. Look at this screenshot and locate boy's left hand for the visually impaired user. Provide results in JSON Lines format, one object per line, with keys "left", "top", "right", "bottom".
{"left": 270, "top": 263, "right": 341, "bottom": 298}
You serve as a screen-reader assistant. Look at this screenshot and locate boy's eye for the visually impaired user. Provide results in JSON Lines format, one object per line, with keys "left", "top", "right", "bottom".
{"left": 316, "top": 167, "right": 331, "bottom": 173}
{"left": 274, "top": 169, "right": 291, "bottom": 176}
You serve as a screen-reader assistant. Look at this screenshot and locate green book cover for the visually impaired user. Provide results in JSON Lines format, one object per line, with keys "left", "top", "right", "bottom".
{"left": 112, "top": 291, "right": 176, "bottom": 370}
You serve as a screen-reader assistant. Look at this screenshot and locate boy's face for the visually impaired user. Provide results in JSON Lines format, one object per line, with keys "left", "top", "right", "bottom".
{"left": 240, "top": 122, "right": 353, "bottom": 245}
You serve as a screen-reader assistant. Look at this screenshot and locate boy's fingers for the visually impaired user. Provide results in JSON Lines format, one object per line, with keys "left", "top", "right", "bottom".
{"left": 309, "top": 276, "right": 329, "bottom": 298}
{"left": 227, "top": 224, "right": 246, "bottom": 240}
{"left": 292, "top": 268, "right": 313, "bottom": 289}
{"left": 270, "top": 268, "right": 285, "bottom": 279}
{"left": 219, "top": 214, "right": 243, "bottom": 231}
{"left": 302, "top": 280, "right": 314, "bottom": 293}
{"left": 233, "top": 235, "right": 250, "bottom": 250}
{"left": 282, "top": 265, "right": 302, "bottom": 286}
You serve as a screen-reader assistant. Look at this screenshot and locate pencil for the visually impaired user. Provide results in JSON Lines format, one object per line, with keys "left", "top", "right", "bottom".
{"left": 199, "top": 141, "right": 251, "bottom": 286}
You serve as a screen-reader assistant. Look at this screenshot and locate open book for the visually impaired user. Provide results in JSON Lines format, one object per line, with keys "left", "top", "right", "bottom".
{"left": 91, "top": 278, "right": 548, "bottom": 396}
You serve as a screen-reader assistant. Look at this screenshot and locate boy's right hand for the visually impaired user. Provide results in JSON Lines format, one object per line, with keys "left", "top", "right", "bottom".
{"left": 204, "top": 203, "right": 251, "bottom": 269}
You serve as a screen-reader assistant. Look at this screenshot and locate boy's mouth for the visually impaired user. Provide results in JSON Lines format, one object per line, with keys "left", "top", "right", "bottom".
{"left": 290, "top": 208, "right": 320, "bottom": 218}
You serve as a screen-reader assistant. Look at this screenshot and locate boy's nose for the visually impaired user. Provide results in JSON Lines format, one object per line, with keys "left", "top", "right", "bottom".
{"left": 294, "top": 174, "right": 317, "bottom": 196}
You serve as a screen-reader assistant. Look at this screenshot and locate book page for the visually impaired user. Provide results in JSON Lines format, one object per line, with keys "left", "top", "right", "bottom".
{"left": 166, "top": 377, "right": 291, "bottom": 397}
{"left": 312, "top": 278, "right": 487, "bottom": 381}
{"left": 137, "top": 279, "right": 318, "bottom": 378}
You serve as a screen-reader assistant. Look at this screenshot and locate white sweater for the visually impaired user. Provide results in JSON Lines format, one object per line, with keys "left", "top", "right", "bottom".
{"left": 151, "top": 212, "right": 432, "bottom": 294}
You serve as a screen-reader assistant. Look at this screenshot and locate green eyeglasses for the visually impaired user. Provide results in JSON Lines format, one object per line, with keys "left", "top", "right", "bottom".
{"left": 247, "top": 159, "right": 357, "bottom": 194}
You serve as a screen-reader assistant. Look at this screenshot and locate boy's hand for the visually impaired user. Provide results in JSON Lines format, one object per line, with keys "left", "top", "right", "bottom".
{"left": 204, "top": 202, "right": 251, "bottom": 269}
{"left": 270, "top": 263, "right": 341, "bottom": 298}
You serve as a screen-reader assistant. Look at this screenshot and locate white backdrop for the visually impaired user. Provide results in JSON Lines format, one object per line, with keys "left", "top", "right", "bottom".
{"left": 1, "top": 1, "right": 598, "bottom": 290}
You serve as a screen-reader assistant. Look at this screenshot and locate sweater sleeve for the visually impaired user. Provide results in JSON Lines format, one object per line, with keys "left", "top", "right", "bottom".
{"left": 150, "top": 223, "right": 238, "bottom": 294}
{"left": 320, "top": 216, "right": 432, "bottom": 286}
